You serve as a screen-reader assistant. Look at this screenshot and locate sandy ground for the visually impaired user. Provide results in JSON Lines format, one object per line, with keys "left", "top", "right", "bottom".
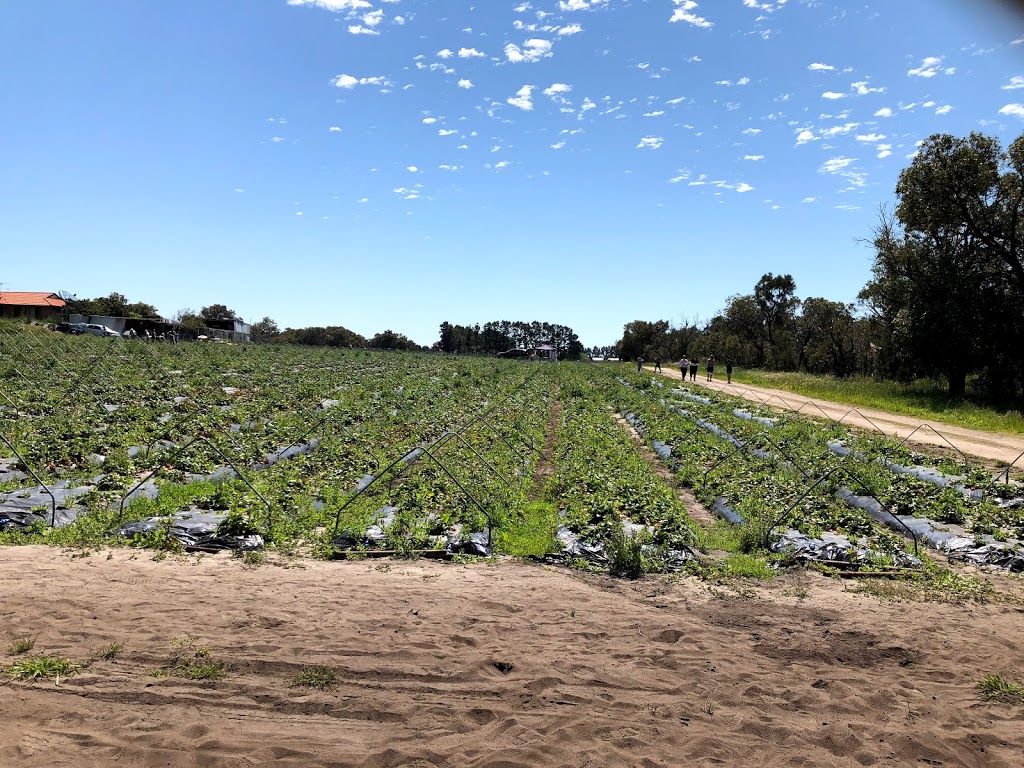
{"left": 2, "top": 547, "right": 1023, "bottom": 767}
{"left": 646, "top": 366, "right": 1024, "bottom": 468}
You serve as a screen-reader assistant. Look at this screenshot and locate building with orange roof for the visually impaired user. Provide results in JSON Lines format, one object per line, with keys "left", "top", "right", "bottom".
{"left": 0, "top": 291, "right": 66, "bottom": 321}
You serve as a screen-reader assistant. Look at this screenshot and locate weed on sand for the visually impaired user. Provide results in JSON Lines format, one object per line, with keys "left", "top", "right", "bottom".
{"left": 291, "top": 666, "right": 338, "bottom": 691}
{"left": 7, "top": 656, "right": 80, "bottom": 684}
{"left": 978, "top": 674, "right": 1024, "bottom": 704}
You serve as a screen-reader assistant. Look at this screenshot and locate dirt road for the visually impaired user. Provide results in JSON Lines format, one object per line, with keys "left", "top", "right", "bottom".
{"left": 2, "top": 547, "right": 1023, "bottom": 768}
{"left": 647, "top": 367, "right": 1024, "bottom": 468}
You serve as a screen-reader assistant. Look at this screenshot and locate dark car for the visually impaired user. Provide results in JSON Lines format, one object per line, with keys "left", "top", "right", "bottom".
{"left": 497, "top": 348, "right": 530, "bottom": 359}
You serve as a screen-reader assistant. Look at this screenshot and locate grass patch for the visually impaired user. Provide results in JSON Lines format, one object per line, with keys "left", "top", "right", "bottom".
{"left": 89, "top": 641, "right": 124, "bottom": 662}
{"left": 8, "top": 637, "right": 35, "bottom": 655}
{"left": 7, "top": 656, "right": 80, "bottom": 683}
{"left": 729, "top": 369, "right": 1024, "bottom": 436}
{"left": 978, "top": 674, "right": 1024, "bottom": 704}
{"left": 848, "top": 565, "right": 1011, "bottom": 604}
{"left": 291, "top": 666, "right": 337, "bottom": 691}
{"left": 153, "top": 636, "right": 228, "bottom": 681}
{"left": 495, "top": 501, "right": 559, "bottom": 557}
{"left": 722, "top": 553, "right": 774, "bottom": 580}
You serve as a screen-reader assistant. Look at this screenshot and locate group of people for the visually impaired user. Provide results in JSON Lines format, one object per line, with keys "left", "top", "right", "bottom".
{"left": 636, "top": 355, "right": 733, "bottom": 383}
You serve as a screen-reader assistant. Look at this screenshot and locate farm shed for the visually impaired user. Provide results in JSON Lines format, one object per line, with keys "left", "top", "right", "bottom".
{"left": 0, "top": 291, "right": 66, "bottom": 320}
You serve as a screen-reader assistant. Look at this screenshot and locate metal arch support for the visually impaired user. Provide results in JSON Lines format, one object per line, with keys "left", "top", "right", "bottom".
{"left": 0, "top": 432, "right": 57, "bottom": 526}
{"left": 995, "top": 450, "right": 1024, "bottom": 485}
{"left": 417, "top": 444, "right": 496, "bottom": 548}
{"left": 897, "top": 424, "right": 969, "bottom": 469}
{"left": 700, "top": 431, "right": 814, "bottom": 490}
{"left": 768, "top": 464, "right": 919, "bottom": 556}
{"left": 760, "top": 394, "right": 798, "bottom": 412}
{"left": 833, "top": 408, "right": 887, "bottom": 436}
{"left": 792, "top": 399, "right": 839, "bottom": 427}
{"left": 118, "top": 435, "right": 274, "bottom": 527}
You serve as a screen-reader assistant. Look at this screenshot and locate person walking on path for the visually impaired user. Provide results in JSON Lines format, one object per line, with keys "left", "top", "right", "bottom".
{"left": 689, "top": 357, "right": 699, "bottom": 382}
{"left": 654, "top": 356, "right": 662, "bottom": 373}
{"left": 679, "top": 356, "right": 688, "bottom": 379}
{"left": 726, "top": 358, "right": 734, "bottom": 384}
{"left": 706, "top": 355, "right": 716, "bottom": 382}
{"left": 636, "top": 356, "right": 643, "bottom": 373}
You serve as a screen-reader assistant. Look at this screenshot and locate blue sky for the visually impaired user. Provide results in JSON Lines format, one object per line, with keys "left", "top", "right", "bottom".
{"left": 3, "top": 0, "right": 1024, "bottom": 348}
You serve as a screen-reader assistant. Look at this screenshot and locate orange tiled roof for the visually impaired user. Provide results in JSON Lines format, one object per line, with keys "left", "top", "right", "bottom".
{"left": 0, "top": 292, "right": 66, "bottom": 308}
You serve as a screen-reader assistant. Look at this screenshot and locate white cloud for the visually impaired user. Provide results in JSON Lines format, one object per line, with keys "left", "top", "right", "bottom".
{"left": 551, "top": 141, "right": 566, "bottom": 149}
{"left": 348, "top": 25, "right": 380, "bottom": 35}
{"left": 801, "top": 197, "right": 817, "bottom": 203}
{"left": 935, "top": 104, "right": 953, "bottom": 115}
{"left": 744, "top": 155, "right": 764, "bottom": 161}
{"left": 437, "top": 49, "right": 454, "bottom": 59}
{"left": 820, "top": 156, "right": 854, "bottom": 174}
{"left": 822, "top": 91, "right": 846, "bottom": 100}
{"left": 821, "top": 122, "right": 858, "bottom": 137}
{"left": 458, "top": 47, "right": 485, "bottom": 58}
{"left": 438, "top": 164, "right": 462, "bottom": 171}
{"left": 637, "top": 136, "right": 664, "bottom": 149}
{"left": 808, "top": 62, "right": 834, "bottom": 71}
{"left": 851, "top": 81, "right": 885, "bottom": 95}
{"left": 877, "top": 144, "right": 892, "bottom": 158}
{"left": 507, "top": 84, "right": 536, "bottom": 110}
{"left": 1002, "top": 76, "right": 1024, "bottom": 90}
{"left": 332, "top": 74, "right": 390, "bottom": 89}
{"left": 329, "top": 126, "right": 342, "bottom": 132}
{"left": 856, "top": 133, "right": 886, "bottom": 142}
{"left": 270, "top": 136, "right": 285, "bottom": 143}
{"left": 422, "top": 117, "right": 437, "bottom": 124}
{"left": 908, "top": 56, "right": 955, "bottom": 78}
{"left": 874, "top": 107, "right": 893, "bottom": 117}
{"left": 361, "top": 9, "right": 383, "bottom": 26}
{"left": 999, "top": 103, "right": 1024, "bottom": 118}
{"left": 505, "top": 39, "right": 553, "bottom": 63}
{"left": 735, "top": 182, "right": 754, "bottom": 193}
{"left": 644, "top": 110, "right": 665, "bottom": 117}
{"left": 671, "top": 1, "right": 713, "bottom": 27}
{"left": 742, "top": 127, "right": 762, "bottom": 135}
{"left": 458, "top": 79, "right": 474, "bottom": 89}
{"left": 666, "top": 96, "right": 686, "bottom": 105}
{"left": 407, "top": 166, "right": 418, "bottom": 172}
{"left": 559, "top": 0, "right": 607, "bottom": 9}
{"left": 795, "top": 129, "right": 818, "bottom": 145}
{"left": 438, "top": 129, "right": 458, "bottom": 136}
{"left": 287, "top": 0, "right": 372, "bottom": 11}
{"left": 543, "top": 82, "right": 572, "bottom": 97}
{"left": 558, "top": 24, "right": 583, "bottom": 35}
{"left": 737, "top": 77, "right": 750, "bottom": 85}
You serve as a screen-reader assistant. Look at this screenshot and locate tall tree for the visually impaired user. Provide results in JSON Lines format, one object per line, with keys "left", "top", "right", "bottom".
{"left": 201, "top": 304, "right": 237, "bottom": 322}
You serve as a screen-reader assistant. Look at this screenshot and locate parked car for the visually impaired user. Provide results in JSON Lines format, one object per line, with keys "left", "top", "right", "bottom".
{"left": 83, "top": 323, "right": 120, "bottom": 337}
{"left": 65, "top": 322, "right": 88, "bottom": 334}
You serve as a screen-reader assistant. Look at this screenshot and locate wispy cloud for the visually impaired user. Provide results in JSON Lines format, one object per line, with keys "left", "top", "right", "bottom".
{"left": 908, "top": 55, "right": 956, "bottom": 78}
{"left": 808, "top": 62, "right": 834, "bottom": 71}
{"left": 999, "top": 103, "right": 1024, "bottom": 118}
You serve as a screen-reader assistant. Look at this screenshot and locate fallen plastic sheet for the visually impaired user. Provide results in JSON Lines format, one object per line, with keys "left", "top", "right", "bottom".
{"left": 712, "top": 497, "right": 745, "bottom": 525}
{"left": 771, "top": 528, "right": 921, "bottom": 568}
{"left": 834, "top": 487, "right": 1024, "bottom": 569}
{"left": 0, "top": 480, "right": 94, "bottom": 531}
{"left": 113, "top": 509, "right": 264, "bottom": 551}
{"left": 0, "top": 458, "right": 28, "bottom": 483}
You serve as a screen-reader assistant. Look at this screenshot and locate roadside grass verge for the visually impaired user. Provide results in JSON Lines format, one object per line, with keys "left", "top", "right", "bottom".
{"left": 727, "top": 370, "right": 1024, "bottom": 436}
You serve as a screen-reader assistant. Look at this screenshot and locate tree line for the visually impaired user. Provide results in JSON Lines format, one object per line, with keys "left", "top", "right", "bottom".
{"left": 434, "top": 320, "right": 585, "bottom": 359}
{"left": 615, "top": 130, "right": 1024, "bottom": 399}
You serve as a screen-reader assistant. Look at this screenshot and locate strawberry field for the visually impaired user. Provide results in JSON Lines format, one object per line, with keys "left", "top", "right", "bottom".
{"left": 1, "top": 325, "right": 1022, "bottom": 575}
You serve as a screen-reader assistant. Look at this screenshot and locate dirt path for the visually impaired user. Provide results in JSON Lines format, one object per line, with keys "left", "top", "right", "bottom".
{"left": 612, "top": 411, "right": 716, "bottom": 527}
{"left": 647, "top": 367, "right": 1024, "bottom": 468}
{"left": 2, "top": 547, "right": 1023, "bottom": 768}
